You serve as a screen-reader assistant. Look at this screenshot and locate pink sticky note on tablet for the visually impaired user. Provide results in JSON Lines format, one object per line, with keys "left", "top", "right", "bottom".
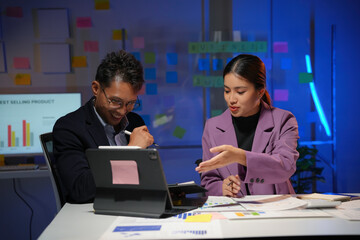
{"left": 110, "top": 160, "right": 139, "bottom": 185}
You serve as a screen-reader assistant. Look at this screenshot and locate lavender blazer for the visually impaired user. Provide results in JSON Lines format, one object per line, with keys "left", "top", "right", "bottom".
{"left": 201, "top": 101, "right": 299, "bottom": 196}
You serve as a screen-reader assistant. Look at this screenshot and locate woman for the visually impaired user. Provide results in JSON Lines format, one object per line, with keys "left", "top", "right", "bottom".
{"left": 196, "top": 54, "right": 299, "bottom": 197}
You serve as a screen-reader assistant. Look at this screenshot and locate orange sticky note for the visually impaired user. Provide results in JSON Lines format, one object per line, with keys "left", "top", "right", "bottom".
{"left": 185, "top": 214, "right": 212, "bottom": 222}
{"left": 72, "top": 56, "right": 87, "bottom": 68}
{"left": 95, "top": 0, "right": 110, "bottom": 10}
{"left": 110, "top": 160, "right": 139, "bottom": 185}
{"left": 15, "top": 74, "right": 31, "bottom": 85}
{"left": 112, "top": 30, "right": 127, "bottom": 40}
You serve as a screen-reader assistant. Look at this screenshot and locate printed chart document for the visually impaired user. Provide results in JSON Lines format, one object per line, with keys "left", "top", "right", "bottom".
{"left": 99, "top": 213, "right": 223, "bottom": 239}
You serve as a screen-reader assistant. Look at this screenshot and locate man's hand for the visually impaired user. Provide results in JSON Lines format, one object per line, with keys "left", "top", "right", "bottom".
{"left": 128, "top": 126, "right": 154, "bottom": 148}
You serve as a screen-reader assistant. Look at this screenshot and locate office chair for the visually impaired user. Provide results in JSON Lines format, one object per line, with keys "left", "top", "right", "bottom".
{"left": 39, "top": 132, "right": 66, "bottom": 213}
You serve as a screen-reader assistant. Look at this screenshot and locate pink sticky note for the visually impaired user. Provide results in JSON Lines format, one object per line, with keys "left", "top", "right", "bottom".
{"left": 6, "top": 7, "right": 23, "bottom": 18}
{"left": 84, "top": 41, "right": 99, "bottom": 52}
{"left": 133, "top": 37, "right": 145, "bottom": 49}
{"left": 110, "top": 160, "right": 139, "bottom": 185}
{"left": 273, "top": 42, "right": 288, "bottom": 53}
{"left": 76, "top": 17, "right": 92, "bottom": 28}
{"left": 13, "top": 57, "right": 30, "bottom": 69}
{"left": 274, "top": 89, "right": 289, "bottom": 101}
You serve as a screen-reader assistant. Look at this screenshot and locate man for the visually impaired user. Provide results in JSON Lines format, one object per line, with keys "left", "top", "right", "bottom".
{"left": 53, "top": 50, "right": 154, "bottom": 203}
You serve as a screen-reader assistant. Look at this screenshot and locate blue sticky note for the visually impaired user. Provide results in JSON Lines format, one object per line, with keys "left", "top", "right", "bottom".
{"left": 166, "top": 53, "right": 178, "bottom": 65}
{"left": 145, "top": 68, "right": 156, "bottom": 80}
{"left": 131, "top": 52, "right": 140, "bottom": 61}
{"left": 226, "top": 57, "right": 232, "bottom": 64}
{"left": 198, "top": 58, "right": 210, "bottom": 71}
{"left": 166, "top": 71, "right": 178, "bottom": 83}
{"left": 140, "top": 114, "right": 151, "bottom": 127}
{"left": 281, "top": 58, "right": 292, "bottom": 70}
{"left": 212, "top": 59, "right": 223, "bottom": 71}
{"left": 146, "top": 83, "right": 158, "bottom": 95}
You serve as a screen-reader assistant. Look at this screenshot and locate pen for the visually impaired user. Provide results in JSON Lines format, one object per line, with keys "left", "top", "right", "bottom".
{"left": 124, "top": 130, "right": 159, "bottom": 147}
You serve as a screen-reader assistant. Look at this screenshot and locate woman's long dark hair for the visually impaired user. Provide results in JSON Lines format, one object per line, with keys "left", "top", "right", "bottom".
{"left": 223, "top": 54, "right": 271, "bottom": 106}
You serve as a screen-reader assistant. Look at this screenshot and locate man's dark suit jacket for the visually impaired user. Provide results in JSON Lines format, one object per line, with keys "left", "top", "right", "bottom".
{"left": 53, "top": 97, "right": 145, "bottom": 203}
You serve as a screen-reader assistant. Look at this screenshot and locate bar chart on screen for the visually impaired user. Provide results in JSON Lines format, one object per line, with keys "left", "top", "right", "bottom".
{"left": 0, "top": 93, "right": 81, "bottom": 155}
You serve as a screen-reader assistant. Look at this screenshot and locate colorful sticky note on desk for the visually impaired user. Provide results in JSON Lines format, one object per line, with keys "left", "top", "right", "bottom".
{"left": 185, "top": 214, "right": 212, "bottom": 222}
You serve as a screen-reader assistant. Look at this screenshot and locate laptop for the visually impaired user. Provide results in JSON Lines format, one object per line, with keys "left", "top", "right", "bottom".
{"left": 86, "top": 147, "right": 207, "bottom": 218}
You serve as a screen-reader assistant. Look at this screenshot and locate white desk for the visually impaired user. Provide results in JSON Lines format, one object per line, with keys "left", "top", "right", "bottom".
{"left": 39, "top": 198, "right": 360, "bottom": 239}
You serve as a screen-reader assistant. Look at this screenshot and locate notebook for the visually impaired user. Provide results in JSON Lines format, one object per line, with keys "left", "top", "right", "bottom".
{"left": 86, "top": 148, "right": 207, "bottom": 218}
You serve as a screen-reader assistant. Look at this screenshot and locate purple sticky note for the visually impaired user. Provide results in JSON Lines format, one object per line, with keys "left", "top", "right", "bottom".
{"left": 274, "top": 89, "right": 289, "bottom": 101}
{"left": 110, "top": 160, "right": 139, "bottom": 185}
{"left": 133, "top": 37, "right": 145, "bottom": 49}
{"left": 13, "top": 57, "right": 30, "bottom": 69}
{"left": 84, "top": 41, "right": 99, "bottom": 52}
{"left": 76, "top": 17, "right": 92, "bottom": 28}
{"left": 273, "top": 42, "right": 288, "bottom": 53}
{"left": 6, "top": 7, "right": 23, "bottom": 18}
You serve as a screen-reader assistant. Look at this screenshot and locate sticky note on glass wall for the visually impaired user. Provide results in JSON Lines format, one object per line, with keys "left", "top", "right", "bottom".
{"left": 273, "top": 42, "right": 288, "bottom": 53}
{"left": 212, "top": 59, "right": 223, "bottom": 71}
{"left": 72, "top": 56, "right": 87, "bottom": 68}
{"left": 13, "top": 57, "right": 30, "bottom": 69}
{"left": 166, "top": 53, "right": 178, "bottom": 65}
{"left": 274, "top": 89, "right": 289, "bottom": 101}
{"left": 6, "top": 7, "right": 23, "bottom": 18}
{"left": 15, "top": 74, "right": 31, "bottom": 85}
{"left": 299, "top": 73, "right": 313, "bottom": 83}
{"left": 110, "top": 160, "right": 139, "bottom": 185}
{"left": 173, "top": 126, "right": 186, "bottom": 139}
{"left": 112, "top": 29, "right": 127, "bottom": 40}
{"left": 95, "top": 0, "right": 110, "bottom": 10}
{"left": 145, "top": 68, "right": 156, "bottom": 80}
{"left": 166, "top": 71, "right": 178, "bottom": 83}
{"left": 84, "top": 40, "right": 99, "bottom": 52}
{"left": 198, "top": 58, "right": 210, "bottom": 71}
{"left": 133, "top": 37, "right": 145, "bottom": 49}
{"left": 76, "top": 17, "right": 92, "bottom": 28}
{"left": 144, "top": 52, "right": 155, "bottom": 64}
{"left": 146, "top": 83, "right": 158, "bottom": 95}
{"left": 281, "top": 58, "right": 292, "bottom": 70}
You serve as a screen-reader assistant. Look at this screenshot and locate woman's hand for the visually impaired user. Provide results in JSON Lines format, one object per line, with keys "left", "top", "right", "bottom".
{"left": 195, "top": 145, "right": 246, "bottom": 173}
{"left": 222, "top": 175, "right": 241, "bottom": 197}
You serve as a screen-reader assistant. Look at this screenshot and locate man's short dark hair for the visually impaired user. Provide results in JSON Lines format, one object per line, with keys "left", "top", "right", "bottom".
{"left": 95, "top": 50, "right": 144, "bottom": 92}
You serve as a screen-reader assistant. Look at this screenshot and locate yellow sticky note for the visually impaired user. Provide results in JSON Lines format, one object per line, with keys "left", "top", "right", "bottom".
{"left": 185, "top": 214, "right": 212, "bottom": 222}
{"left": 72, "top": 56, "right": 87, "bottom": 68}
{"left": 15, "top": 73, "right": 31, "bottom": 85}
{"left": 112, "top": 30, "right": 127, "bottom": 40}
{"left": 0, "top": 155, "right": 5, "bottom": 166}
{"left": 95, "top": 0, "right": 110, "bottom": 10}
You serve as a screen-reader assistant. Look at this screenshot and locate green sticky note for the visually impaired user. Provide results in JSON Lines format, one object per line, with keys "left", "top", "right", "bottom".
{"left": 251, "top": 212, "right": 260, "bottom": 216}
{"left": 214, "top": 76, "right": 223, "bottom": 87}
{"left": 173, "top": 126, "right": 186, "bottom": 139}
{"left": 256, "top": 41, "right": 267, "bottom": 52}
{"left": 299, "top": 73, "right": 313, "bottom": 83}
{"left": 193, "top": 75, "right": 203, "bottom": 87}
{"left": 144, "top": 52, "right": 155, "bottom": 64}
{"left": 211, "top": 109, "right": 223, "bottom": 117}
{"left": 188, "top": 42, "right": 198, "bottom": 53}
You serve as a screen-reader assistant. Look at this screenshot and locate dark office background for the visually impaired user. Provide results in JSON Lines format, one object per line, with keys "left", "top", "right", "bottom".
{"left": 0, "top": 0, "right": 359, "bottom": 239}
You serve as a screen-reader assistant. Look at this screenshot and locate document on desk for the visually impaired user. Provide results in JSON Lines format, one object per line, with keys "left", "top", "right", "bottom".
{"left": 99, "top": 213, "right": 224, "bottom": 239}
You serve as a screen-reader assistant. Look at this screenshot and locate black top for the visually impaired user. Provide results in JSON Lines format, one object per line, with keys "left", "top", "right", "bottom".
{"left": 232, "top": 108, "right": 261, "bottom": 195}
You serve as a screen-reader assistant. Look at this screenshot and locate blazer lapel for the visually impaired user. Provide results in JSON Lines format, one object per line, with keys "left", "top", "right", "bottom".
{"left": 252, "top": 101, "right": 274, "bottom": 153}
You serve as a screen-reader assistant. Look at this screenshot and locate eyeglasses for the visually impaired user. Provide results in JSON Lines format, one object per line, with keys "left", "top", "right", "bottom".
{"left": 101, "top": 87, "right": 141, "bottom": 110}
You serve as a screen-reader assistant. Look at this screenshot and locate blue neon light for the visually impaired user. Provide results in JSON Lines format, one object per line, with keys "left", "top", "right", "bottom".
{"left": 305, "top": 54, "right": 331, "bottom": 137}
